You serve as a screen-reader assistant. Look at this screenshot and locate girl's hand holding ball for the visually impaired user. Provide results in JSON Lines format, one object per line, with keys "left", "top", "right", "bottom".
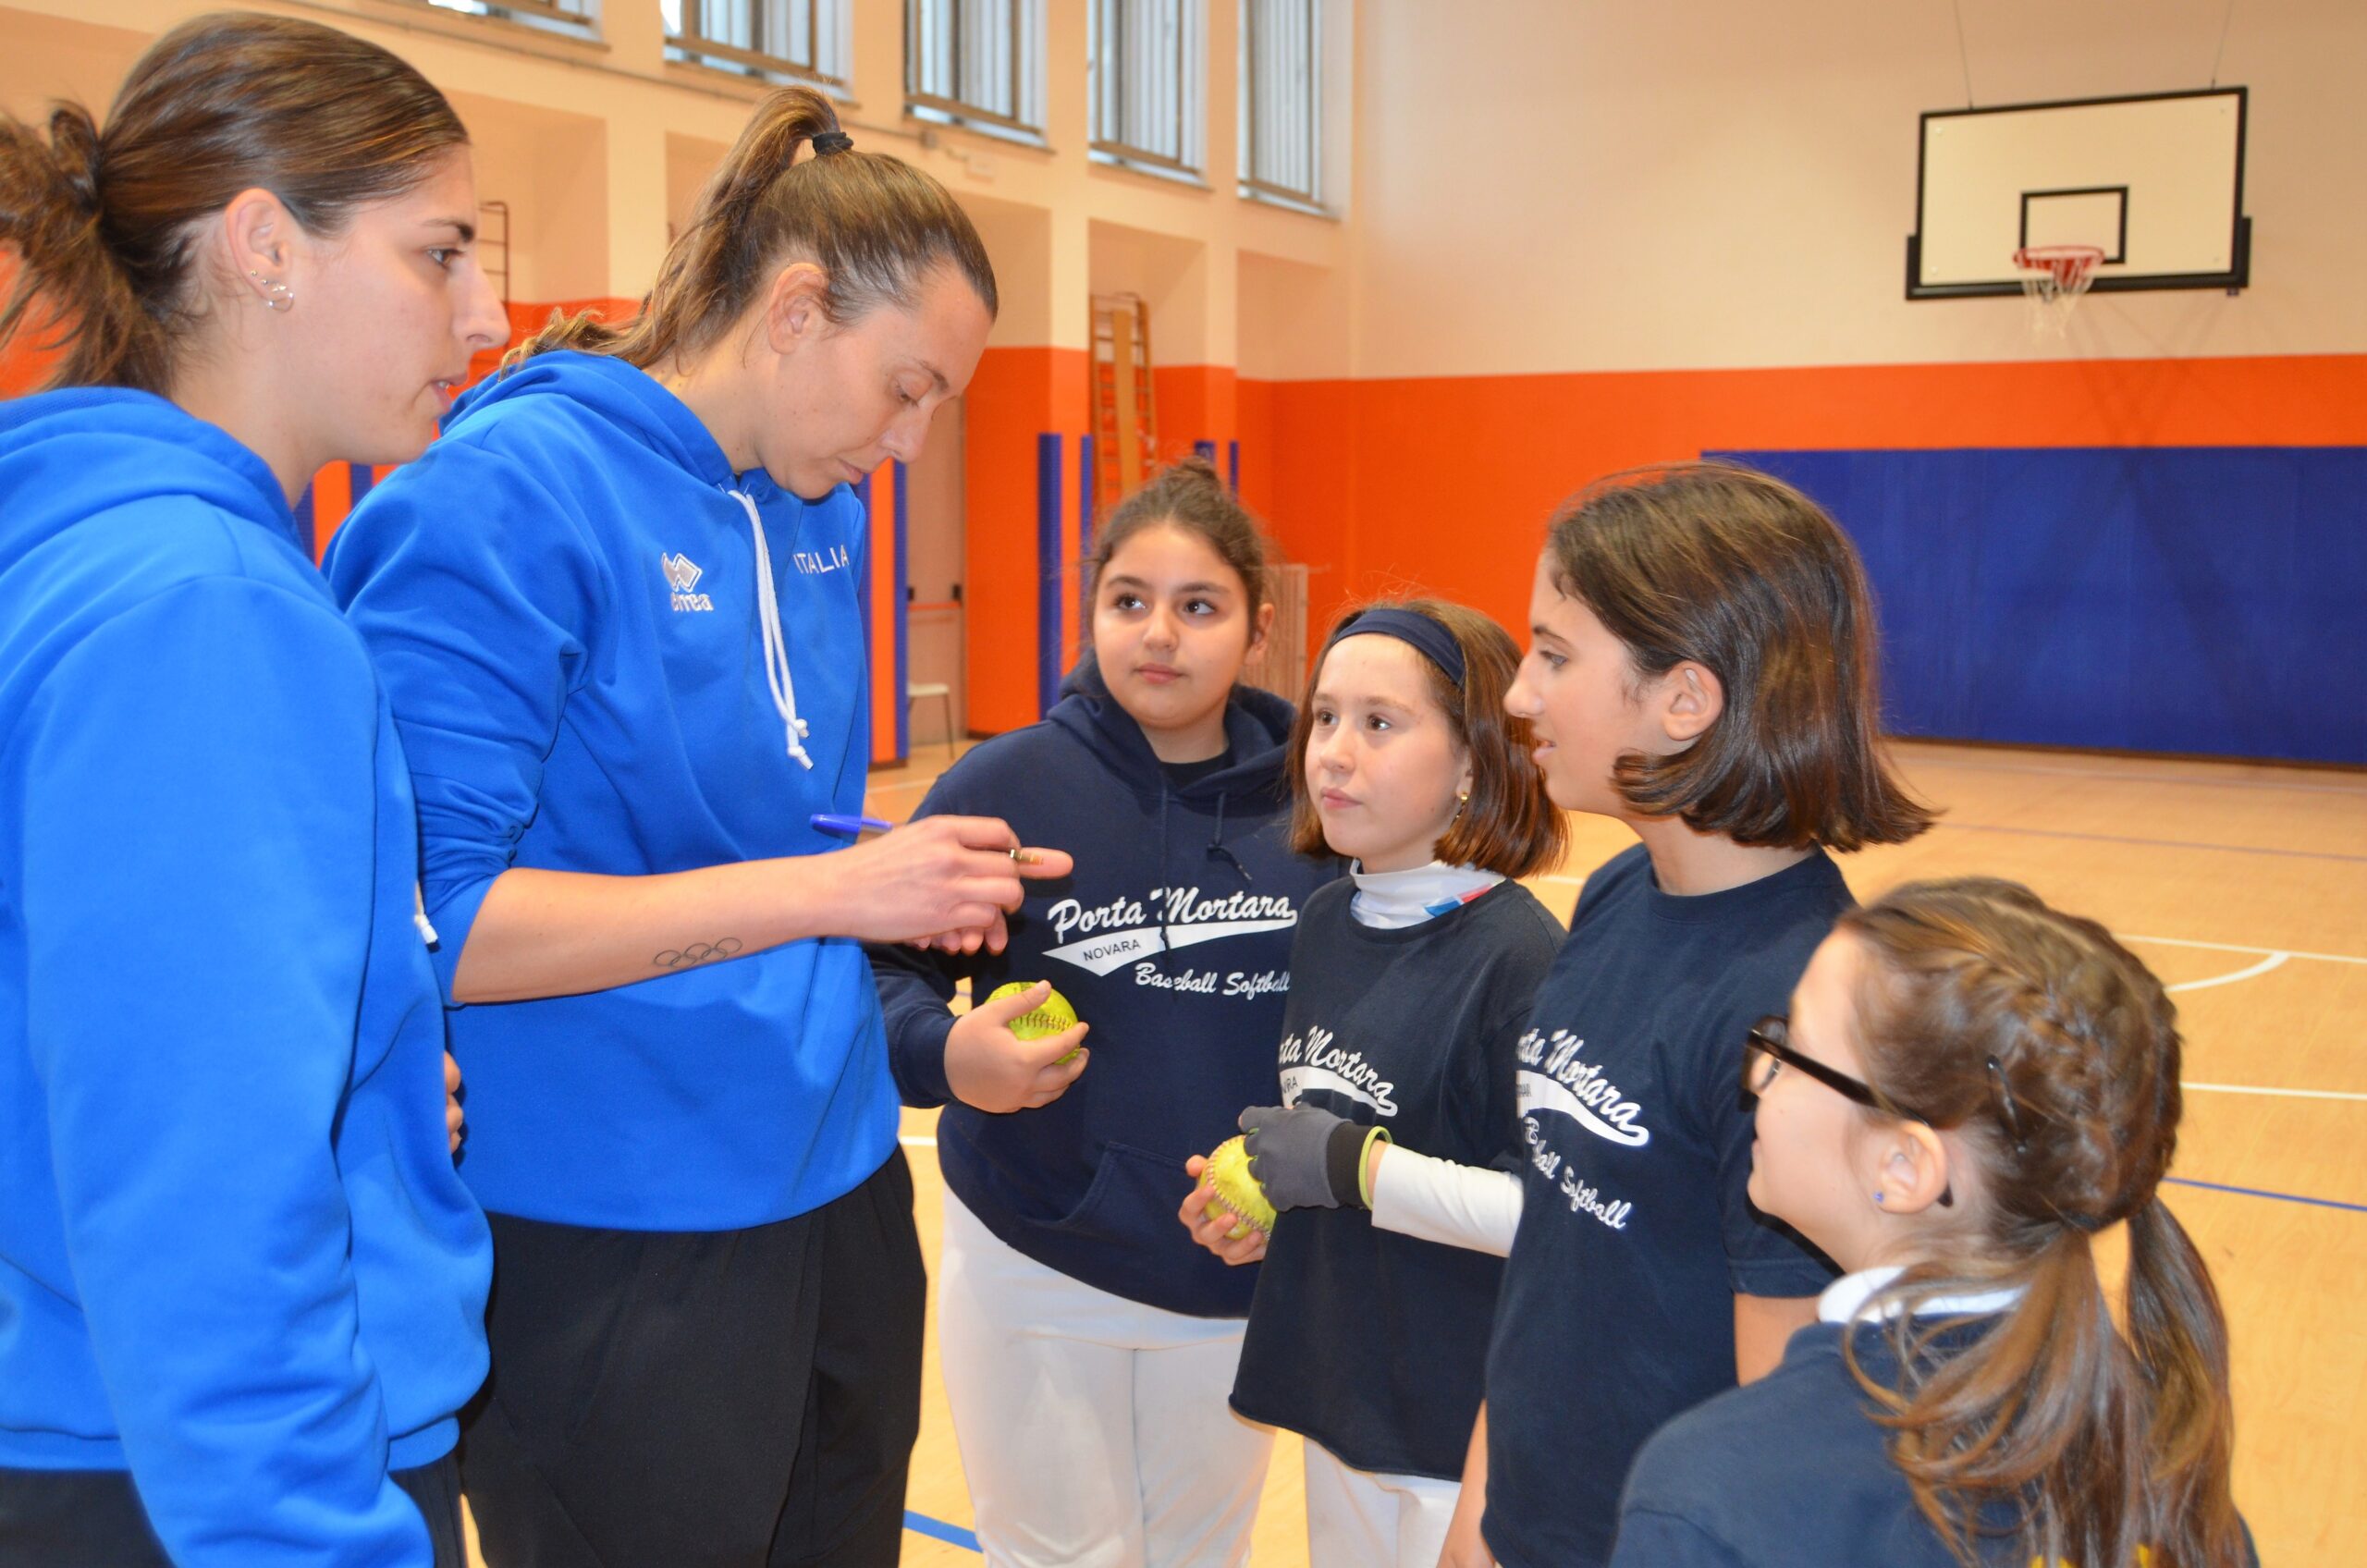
{"left": 943, "top": 980, "right": 1088, "bottom": 1114}
{"left": 1177, "top": 1138, "right": 1273, "bottom": 1266}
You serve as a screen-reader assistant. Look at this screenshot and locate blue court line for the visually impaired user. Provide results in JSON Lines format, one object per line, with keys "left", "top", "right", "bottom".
{"left": 904, "top": 1511, "right": 983, "bottom": 1551}
{"left": 1937, "top": 820, "right": 2367, "bottom": 866}
{"left": 2164, "top": 1176, "right": 2367, "bottom": 1215}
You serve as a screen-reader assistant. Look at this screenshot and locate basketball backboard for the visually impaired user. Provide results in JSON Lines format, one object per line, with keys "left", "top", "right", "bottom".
{"left": 1907, "top": 88, "right": 2248, "bottom": 299}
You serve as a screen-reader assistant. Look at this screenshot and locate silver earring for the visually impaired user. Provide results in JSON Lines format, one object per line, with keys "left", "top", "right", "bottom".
{"left": 249, "top": 269, "right": 293, "bottom": 312}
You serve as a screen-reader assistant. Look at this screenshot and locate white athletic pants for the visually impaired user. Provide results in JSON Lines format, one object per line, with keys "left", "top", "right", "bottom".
{"left": 1301, "top": 1440, "right": 1462, "bottom": 1568}
{"left": 938, "top": 1190, "right": 1275, "bottom": 1568}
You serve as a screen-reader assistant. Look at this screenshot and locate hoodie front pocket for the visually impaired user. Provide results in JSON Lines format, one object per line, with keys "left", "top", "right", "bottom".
{"left": 1046, "top": 1140, "right": 1196, "bottom": 1245}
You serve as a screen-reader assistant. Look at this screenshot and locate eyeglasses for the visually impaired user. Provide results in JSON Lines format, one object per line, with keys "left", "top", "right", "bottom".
{"left": 1744, "top": 1015, "right": 1894, "bottom": 1109}
{"left": 1744, "top": 1016, "right": 1954, "bottom": 1207}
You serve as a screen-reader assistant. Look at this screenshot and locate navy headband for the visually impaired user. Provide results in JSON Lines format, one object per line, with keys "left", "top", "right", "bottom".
{"left": 1323, "top": 607, "right": 1466, "bottom": 688}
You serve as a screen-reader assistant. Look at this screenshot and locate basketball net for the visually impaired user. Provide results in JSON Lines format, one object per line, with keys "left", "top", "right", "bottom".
{"left": 2011, "top": 245, "right": 2105, "bottom": 337}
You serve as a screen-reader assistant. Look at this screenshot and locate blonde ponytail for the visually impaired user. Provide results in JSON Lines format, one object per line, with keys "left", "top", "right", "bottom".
{"left": 515, "top": 84, "right": 995, "bottom": 371}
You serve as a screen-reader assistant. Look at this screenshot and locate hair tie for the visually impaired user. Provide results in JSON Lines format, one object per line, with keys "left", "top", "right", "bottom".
{"left": 811, "top": 130, "right": 855, "bottom": 156}
{"left": 1324, "top": 607, "right": 1466, "bottom": 688}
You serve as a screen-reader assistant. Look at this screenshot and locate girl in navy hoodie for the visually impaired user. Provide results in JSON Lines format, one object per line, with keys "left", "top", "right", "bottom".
{"left": 1613, "top": 878, "right": 2250, "bottom": 1568}
{"left": 0, "top": 17, "right": 508, "bottom": 1567}
{"left": 871, "top": 457, "right": 1340, "bottom": 1568}
{"left": 326, "top": 86, "right": 1064, "bottom": 1567}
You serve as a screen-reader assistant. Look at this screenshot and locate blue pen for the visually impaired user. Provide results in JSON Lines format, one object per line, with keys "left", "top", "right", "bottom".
{"left": 810, "top": 812, "right": 1041, "bottom": 864}
{"left": 810, "top": 813, "right": 894, "bottom": 838}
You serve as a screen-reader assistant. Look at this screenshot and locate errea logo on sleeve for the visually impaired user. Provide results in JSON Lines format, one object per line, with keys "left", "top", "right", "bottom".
{"left": 662, "top": 552, "right": 713, "bottom": 612}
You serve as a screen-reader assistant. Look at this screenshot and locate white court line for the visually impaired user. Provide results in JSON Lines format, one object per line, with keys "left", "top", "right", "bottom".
{"left": 901, "top": 1134, "right": 938, "bottom": 1147}
{"left": 2183, "top": 1082, "right": 2367, "bottom": 1104}
{"left": 2165, "top": 952, "right": 2291, "bottom": 993}
{"left": 1530, "top": 889, "right": 2367, "bottom": 971}
{"left": 2120, "top": 933, "right": 2367, "bottom": 967}
{"left": 1897, "top": 753, "right": 2367, "bottom": 799}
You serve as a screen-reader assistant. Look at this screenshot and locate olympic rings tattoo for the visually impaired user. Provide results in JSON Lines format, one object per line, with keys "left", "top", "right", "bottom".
{"left": 653, "top": 937, "right": 745, "bottom": 969}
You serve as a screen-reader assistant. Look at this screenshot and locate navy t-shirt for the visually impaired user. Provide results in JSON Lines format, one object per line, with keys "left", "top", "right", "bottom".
{"left": 1481, "top": 846, "right": 1847, "bottom": 1568}
{"left": 1231, "top": 879, "right": 1563, "bottom": 1479}
{"left": 1611, "top": 1318, "right": 2262, "bottom": 1567}
{"left": 1613, "top": 1320, "right": 1997, "bottom": 1567}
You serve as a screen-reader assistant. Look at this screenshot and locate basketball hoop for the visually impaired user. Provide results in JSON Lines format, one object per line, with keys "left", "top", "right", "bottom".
{"left": 2011, "top": 245, "right": 2105, "bottom": 336}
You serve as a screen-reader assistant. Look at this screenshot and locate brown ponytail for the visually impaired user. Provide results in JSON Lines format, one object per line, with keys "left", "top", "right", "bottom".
{"left": 0, "top": 13, "right": 468, "bottom": 395}
{"left": 519, "top": 85, "right": 995, "bottom": 367}
{"left": 1836, "top": 878, "right": 2244, "bottom": 1568}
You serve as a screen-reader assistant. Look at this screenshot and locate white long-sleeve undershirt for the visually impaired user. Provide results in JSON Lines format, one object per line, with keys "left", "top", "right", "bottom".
{"left": 1367, "top": 1143, "right": 1526, "bottom": 1256}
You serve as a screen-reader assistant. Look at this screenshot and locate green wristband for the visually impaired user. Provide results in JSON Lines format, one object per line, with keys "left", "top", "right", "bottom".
{"left": 1356, "top": 1124, "right": 1394, "bottom": 1209}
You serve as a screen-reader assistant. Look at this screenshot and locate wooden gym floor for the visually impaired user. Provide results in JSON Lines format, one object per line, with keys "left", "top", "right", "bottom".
{"left": 469, "top": 738, "right": 2367, "bottom": 1565}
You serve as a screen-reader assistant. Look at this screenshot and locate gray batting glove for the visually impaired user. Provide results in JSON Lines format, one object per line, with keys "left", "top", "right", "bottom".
{"left": 1238, "top": 1102, "right": 1371, "bottom": 1211}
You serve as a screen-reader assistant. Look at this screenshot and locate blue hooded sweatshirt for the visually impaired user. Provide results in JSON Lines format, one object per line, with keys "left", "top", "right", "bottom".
{"left": 325, "top": 350, "right": 895, "bottom": 1231}
{"left": 0, "top": 389, "right": 493, "bottom": 1567}
{"left": 873, "top": 655, "right": 1342, "bottom": 1317}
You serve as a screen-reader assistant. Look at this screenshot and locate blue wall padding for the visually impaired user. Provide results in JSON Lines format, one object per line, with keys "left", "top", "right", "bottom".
{"left": 1715, "top": 447, "right": 2367, "bottom": 765}
{"left": 1037, "top": 433, "right": 1062, "bottom": 718}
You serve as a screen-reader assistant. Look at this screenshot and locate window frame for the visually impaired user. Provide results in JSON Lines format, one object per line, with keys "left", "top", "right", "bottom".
{"left": 905, "top": 0, "right": 1049, "bottom": 143}
{"left": 665, "top": 0, "right": 853, "bottom": 91}
{"left": 1089, "top": 0, "right": 1208, "bottom": 184}
{"left": 1237, "top": 0, "right": 1327, "bottom": 214}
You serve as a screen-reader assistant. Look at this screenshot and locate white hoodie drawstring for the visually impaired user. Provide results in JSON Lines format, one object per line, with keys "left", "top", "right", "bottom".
{"left": 731, "top": 488, "right": 814, "bottom": 769}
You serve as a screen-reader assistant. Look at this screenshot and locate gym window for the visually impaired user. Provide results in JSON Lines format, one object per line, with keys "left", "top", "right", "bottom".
{"left": 664, "top": 0, "right": 853, "bottom": 89}
{"left": 1090, "top": 0, "right": 1207, "bottom": 183}
{"left": 907, "top": 0, "right": 1048, "bottom": 143}
{"left": 1238, "top": 0, "right": 1322, "bottom": 212}
{"left": 416, "top": 0, "right": 595, "bottom": 40}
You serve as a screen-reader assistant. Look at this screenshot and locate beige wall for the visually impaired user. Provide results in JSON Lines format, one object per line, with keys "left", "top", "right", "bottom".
{"left": 1345, "top": 0, "right": 2367, "bottom": 377}
{"left": 8, "top": 0, "right": 2355, "bottom": 385}
{"left": 448, "top": 92, "right": 611, "bottom": 302}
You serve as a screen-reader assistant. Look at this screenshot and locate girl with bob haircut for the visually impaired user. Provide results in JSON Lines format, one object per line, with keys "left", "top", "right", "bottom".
{"left": 1444, "top": 461, "right": 1936, "bottom": 1568}
{"left": 0, "top": 14, "right": 507, "bottom": 1565}
{"left": 327, "top": 82, "right": 1065, "bottom": 1566}
{"left": 1181, "top": 599, "right": 1565, "bottom": 1567}
{"left": 872, "top": 456, "right": 1341, "bottom": 1568}
{"left": 1612, "top": 876, "right": 2251, "bottom": 1568}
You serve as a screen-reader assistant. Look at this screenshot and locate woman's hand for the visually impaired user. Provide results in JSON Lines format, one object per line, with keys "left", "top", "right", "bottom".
{"left": 444, "top": 1051, "right": 465, "bottom": 1156}
{"left": 1177, "top": 1154, "right": 1269, "bottom": 1265}
{"left": 943, "top": 980, "right": 1089, "bottom": 1113}
{"left": 828, "top": 816, "right": 1072, "bottom": 949}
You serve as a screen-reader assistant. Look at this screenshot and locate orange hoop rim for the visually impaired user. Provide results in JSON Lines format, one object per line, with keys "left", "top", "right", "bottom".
{"left": 2012, "top": 244, "right": 2107, "bottom": 288}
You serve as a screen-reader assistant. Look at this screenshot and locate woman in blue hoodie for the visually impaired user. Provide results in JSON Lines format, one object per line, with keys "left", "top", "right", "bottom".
{"left": 325, "top": 85, "right": 1061, "bottom": 1568}
{"left": 871, "top": 456, "right": 1341, "bottom": 1568}
{"left": 0, "top": 16, "right": 508, "bottom": 1568}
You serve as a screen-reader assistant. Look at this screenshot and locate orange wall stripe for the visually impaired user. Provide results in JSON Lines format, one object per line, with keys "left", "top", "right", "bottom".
{"left": 867, "top": 461, "right": 901, "bottom": 767}
{"left": 1151, "top": 363, "right": 1240, "bottom": 464}
{"left": 307, "top": 461, "right": 354, "bottom": 559}
{"left": 963, "top": 346, "right": 1090, "bottom": 736}
{"left": 1242, "top": 351, "right": 2367, "bottom": 653}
